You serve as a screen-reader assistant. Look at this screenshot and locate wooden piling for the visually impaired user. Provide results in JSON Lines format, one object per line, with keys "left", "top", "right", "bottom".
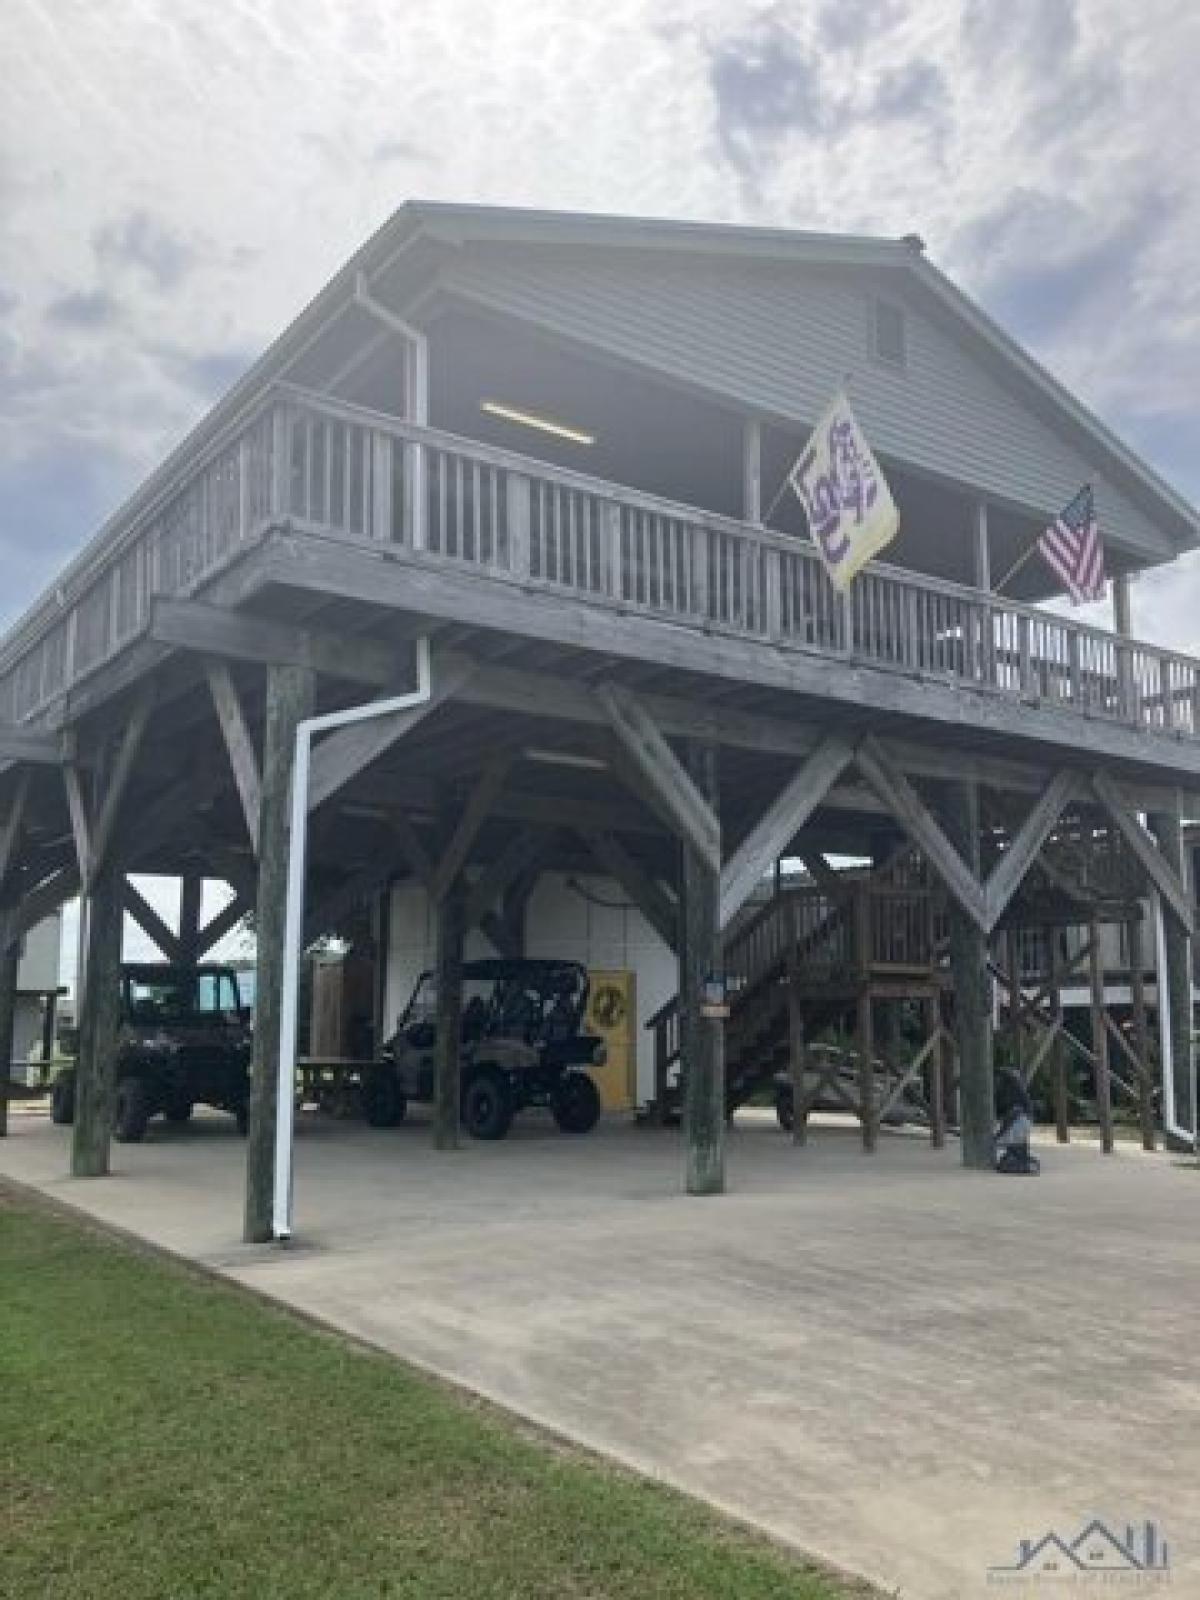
{"left": 854, "top": 885, "right": 876, "bottom": 1153}
{"left": 926, "top": 994, "right": 946, "bottom": 1150}
{"left": 939, "top": 781, "right": 994, "bottom": 1169}
{"left": 786, "top": 917, "right": 806, "bottom": 1147}
{"left": 0, "top": 914, "right": 17, "bottom": 1138}
{"left": 433, "top": 885, "right": 464, "bottom": 1151}
{"left": 1047, "top": 926, "right": 1070, "bottom": 1144}
{"left": 71, "top": 861, "right": 124, "bottom": 1178}
{"left": 681, "top": 743, "right": 724, "bottom": 1195}
{"left": 1088, "top": 914, "right": 1114, "bottom": 1154}
{"left": 243, "top": 662, "right": 315, "bottom": 1244}
{"left": 1127, "top": 915, "right": 1155, "bottom": 1152}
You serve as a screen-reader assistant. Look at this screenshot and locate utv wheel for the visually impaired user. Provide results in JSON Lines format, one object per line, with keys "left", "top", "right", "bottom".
{"left": 51, "top": 1074, "right": 76, "bottom": 1126}
{"left": 164, "top": 1094, "right": 193, "bottom": 1124}
{"left": 775, "top": 1086, "right": 795, "bottom": 1133}
{"left": 362, "top": 1068, "right": 407, "bottom": 1129}
{"left": 113, "top": 1078, "right": 152, "bottom": 1143}
{"left": 551, "top": 1072, "right": 601, "bottom": 1135}
{"left": 462, "top": 1070, "right": 513, "bottom": 1141}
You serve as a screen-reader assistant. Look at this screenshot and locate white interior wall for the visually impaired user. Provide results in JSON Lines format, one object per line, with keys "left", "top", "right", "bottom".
{"left": 17, "top": 913, "right": 60, "bottom": 993}
{"left": 385, "top": 870, "right": 677, "bottom": 1103}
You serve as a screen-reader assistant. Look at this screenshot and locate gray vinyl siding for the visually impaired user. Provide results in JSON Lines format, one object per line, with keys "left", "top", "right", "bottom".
{"left": 440, "top": 243, "right": 1173, "bottom": 561}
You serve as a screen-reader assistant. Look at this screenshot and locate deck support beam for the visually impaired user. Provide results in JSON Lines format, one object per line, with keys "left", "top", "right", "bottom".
{"left": 244, "top": 663, "right": 315, "bottom": 1244}
{"left": 680, "top": 743, "right": 724, "bottom": 1196}
{"left": 208, "top": 662, "right": 262, "bottom": 852}
{"left": 719, "top": 735, "right": 855, "bottom": 929}
{"left": 856, "top": 737, "right": 988, "bottom": 932}
{"left": 123, "top": 881, "right": 184, "bottom": 963}
{"left": 178, "top": 871, "right": 203, "bottom": 966}
{"left": 196, "top": 891, "right": 252, "bottom": 959}
{"left": 938, "top": 780, "right": 994, "bottom": 1170}
{"left": 982, "top": 770, "right": 1080, "bottom": 930}
{"left": 465, "top": 828, "right": 547, "bottom": 955}
{"left": 597, "top": 686, "right": 720, "bottom": 874}
{"left": 306, "top": 658, "right": 472, "bottom": 814}
{"left": 580, "top": 829, "right": 678, "bottom": 953}
{"left": 1093, "top": 773, "right": 1191, "bottom": 930}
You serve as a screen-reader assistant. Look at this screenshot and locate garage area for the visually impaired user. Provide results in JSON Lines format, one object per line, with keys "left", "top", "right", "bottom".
{"left": 3, "top": 1106, "right": 1199, "bottom": 1600}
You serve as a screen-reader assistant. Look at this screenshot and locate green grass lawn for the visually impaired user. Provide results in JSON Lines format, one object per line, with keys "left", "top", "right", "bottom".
{"left": 0, "top": 1188, "right": 871, "bottom": 1600}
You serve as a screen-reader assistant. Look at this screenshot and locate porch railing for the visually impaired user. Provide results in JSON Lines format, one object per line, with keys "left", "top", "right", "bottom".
{"left": 3, "top": 382, "right": 1198, "bottom": 739}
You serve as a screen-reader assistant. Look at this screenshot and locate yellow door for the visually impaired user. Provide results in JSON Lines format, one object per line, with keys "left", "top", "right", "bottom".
{"left": 585, "top": 970, "right": 637, "bottom": 1112}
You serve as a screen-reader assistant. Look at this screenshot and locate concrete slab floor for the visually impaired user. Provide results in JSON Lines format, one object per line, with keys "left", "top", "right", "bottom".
{"left": 3, "top": 1106, "right": 1198, "bottom": 1600}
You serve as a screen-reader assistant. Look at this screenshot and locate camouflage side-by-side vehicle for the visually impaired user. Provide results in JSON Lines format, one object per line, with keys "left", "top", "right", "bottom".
{"left": 52, "top": 964, "right": 251, "bottom": 1142}
{"left": 363, "top": 958, "right": 605, "bottom": 1140}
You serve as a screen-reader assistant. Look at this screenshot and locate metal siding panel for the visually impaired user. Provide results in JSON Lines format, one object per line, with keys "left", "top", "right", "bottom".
{"left": 443, "top": 245, "right": 1171, "bottom": 559}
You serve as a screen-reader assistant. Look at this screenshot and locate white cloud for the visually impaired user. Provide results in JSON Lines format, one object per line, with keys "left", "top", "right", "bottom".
{"left": 1, "top": 0, "right": 1197, "bottom": 633}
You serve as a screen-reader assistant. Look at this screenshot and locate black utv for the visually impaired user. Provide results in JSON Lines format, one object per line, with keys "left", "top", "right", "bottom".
{"left": 51, "top": 964, "right": 251, "bottom": 1142}
{"left": 363, "top": 958, "right": 606, "bottom": 1140}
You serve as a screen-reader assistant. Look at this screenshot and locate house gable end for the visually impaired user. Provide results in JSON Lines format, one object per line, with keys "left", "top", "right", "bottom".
{"left": 436, "top": 237, "right": 1181, "bottom": 565}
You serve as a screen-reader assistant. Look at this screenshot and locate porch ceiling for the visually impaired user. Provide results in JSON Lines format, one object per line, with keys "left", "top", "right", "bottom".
{"left": 348, "top": 304, "right": 1094, "bottom": 602}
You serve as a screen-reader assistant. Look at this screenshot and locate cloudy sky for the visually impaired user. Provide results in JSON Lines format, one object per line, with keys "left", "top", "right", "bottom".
{"left": 2, "top": 0, "right": 1198, "bottom": 650}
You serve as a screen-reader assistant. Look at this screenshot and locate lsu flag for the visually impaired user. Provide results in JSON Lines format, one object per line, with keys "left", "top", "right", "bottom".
{"left": 788, "top": 392, "right": 899, "bottom": 592}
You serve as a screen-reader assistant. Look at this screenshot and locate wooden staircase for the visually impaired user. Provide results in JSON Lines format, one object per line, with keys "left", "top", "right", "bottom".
{"left": 644, "top": 858, "right": 940, "bottom": 1122}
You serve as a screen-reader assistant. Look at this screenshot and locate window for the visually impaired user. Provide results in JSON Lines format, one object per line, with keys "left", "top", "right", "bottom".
{"left": 871, "top": 298, "right": 907, "bottom": 368}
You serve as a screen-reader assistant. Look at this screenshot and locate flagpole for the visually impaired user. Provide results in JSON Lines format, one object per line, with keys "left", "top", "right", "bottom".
{"left": 991, "top": 542, "right": 1038, "bottom": 597}
{"left": 759, "top": 372, "right": 856, "bottom": 533}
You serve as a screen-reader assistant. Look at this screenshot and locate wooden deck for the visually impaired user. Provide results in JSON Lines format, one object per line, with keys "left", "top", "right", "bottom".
{"left": 3, "top": 385, "right": 1200, "bottom": 758}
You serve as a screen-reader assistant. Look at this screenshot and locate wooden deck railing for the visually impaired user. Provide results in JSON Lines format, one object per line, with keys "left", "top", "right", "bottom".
{"left": 3, "top": 382, "right": 1199, "bottom": 738}
{"left": 644, "top": 876, "right": 937, "bottom": 1106}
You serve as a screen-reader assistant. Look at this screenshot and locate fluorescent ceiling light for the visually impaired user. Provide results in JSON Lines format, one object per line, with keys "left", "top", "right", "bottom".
{"left": 480, "top": 400, "right": 595, "bottom": 445}
{"left": 523, "top": 747, "right": 608, "bottom": 771}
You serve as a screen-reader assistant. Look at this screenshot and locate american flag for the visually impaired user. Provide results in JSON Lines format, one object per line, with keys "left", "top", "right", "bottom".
{"left": 1037, "top": 485, "right": 1105, "bottom": 604}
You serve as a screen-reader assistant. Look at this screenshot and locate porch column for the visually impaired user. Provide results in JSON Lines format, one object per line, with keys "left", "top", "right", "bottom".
{"left": 940, "top": 780, "right": 994, "bottom": 1169}
{"left": 0, "top": 910, "right": 18, "bottom": 1138}
{"left": 1113, "top": 572, "right": 1133, "bottom": 639}
{"left": 742, "top": 418, "right": 762, "bottom": 524}
{"left": 681, "top": 743, "right": 724, "bottom": 1195}
{"left": 71, "top": 860, "right": 124, "bottom": 1177}
{"left": 972, "top": 501, "right": 991, "bottom": 591}
{"left": 433, "top": 885, "right": 464, "bottom": 1151}
{"left": 244, "top": 662, "right": 315, "bottom": 1244}
{"left": 1147, "top": 797, "right": 1193, "bottom": 1137}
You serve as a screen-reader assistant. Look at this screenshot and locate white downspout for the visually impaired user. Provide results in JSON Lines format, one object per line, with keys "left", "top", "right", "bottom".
{"left": 272, "top": 638, "right": 433, "bottom": 1240}
{"left": 1152, "top": 890, "right": 1197, "bottom": 1150}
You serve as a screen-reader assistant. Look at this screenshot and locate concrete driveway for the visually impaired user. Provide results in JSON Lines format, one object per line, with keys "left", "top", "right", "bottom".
{"left": 3, "top": 1107, "right": 1198, "bottom": 1599}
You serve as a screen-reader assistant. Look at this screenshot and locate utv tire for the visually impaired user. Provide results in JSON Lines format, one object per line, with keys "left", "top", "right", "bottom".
{"left": 51, "top": 1073, "right": 76, "bottom": 1126}
{"left": 462, "top": 1070, "right": 513, "bottom": 1141}
{"left": 164, "top": 1094, "right": 193, "bottom": 1124}
{"left": 362, "top": 1068, "right": 407, "bottom": 1129}
{"left": 551, "top": 1072, "right": 601, "bottom": 1135}
{"left": 113, "top": 1077, "right": 152, "bottom": 1143}
{"left": 774, "top": 1086, "right": 795, "bottom": 1133}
